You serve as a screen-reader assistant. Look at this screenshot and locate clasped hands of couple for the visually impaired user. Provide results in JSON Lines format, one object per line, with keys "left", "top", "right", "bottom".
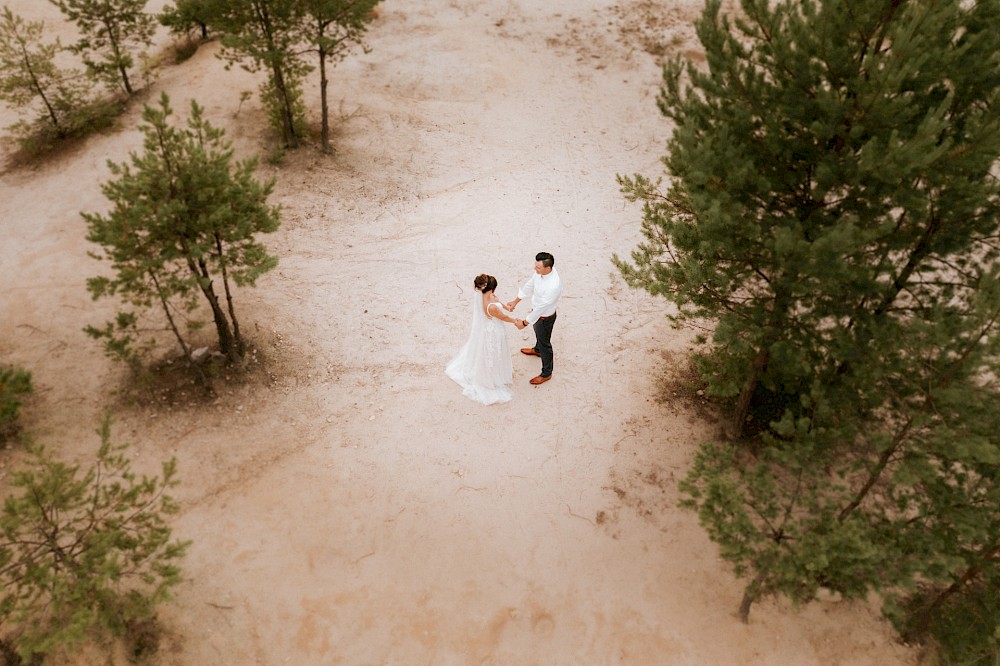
{"left": 502, "top": 298, "right": 529, "bottom": 330}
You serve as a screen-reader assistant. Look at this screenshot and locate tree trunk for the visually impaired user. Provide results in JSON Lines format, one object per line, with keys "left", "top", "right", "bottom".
{"left": 104, "top": 19, "right": 133, "bottom": 95}
{"left": 728, "top": 347, "right": 769, "bottom": 440}
{"left": 117, "top": 58, "right": 132, "bottom": 96}
{"left": 186, "top": 256, "right": 240, "bottom": 363}
{"left": 728, "top": 289, "right": 789, "bottom": 440}
{"left": 201, "top": 279, "right": 240, "bottom": 364}
{"left": 254, "top": 0, "right": 298, "bottom": 148}
{"left": 836, "top": 211, "right": 942, "bottom": 377}
{"left": 737, "top": 572, "right": 766, "bottom": 623}
{"left": 319, "top": 44, "right": 330, "bottom": 153}
{"left": 150, "top": 270, "right": 208, "bottom": 385}
{"left": 873, "top": 213, "right": 941, "bottom": 317}
{"left": 737, "top": 590, "right": 754, "bottom": 624}
{"left": 270, "top": 61, "right": 298, "bottom": 148}
{"left": 214, "top": 233, "right": 244, "bottom": 355}
{"left": 204, "top": 284, "right": 239, "bottom": 363}
{"left": 17, "top": 38, "right": 61, "bottom": 131}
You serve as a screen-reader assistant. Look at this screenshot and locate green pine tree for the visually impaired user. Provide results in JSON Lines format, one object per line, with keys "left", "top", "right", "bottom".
{"left": 205, "top": 0, "right": 310, "bottom": 148}
{"left": 615, "top": 0, "right": 1000, "bottom": 439}
{"left": 85, "top": 93, "right": 280, "bottom": 369}
{"left": 0, "top": 415, "right": 188, "bottom": 662}
{"left": 159, "top": 0, "right": 212, "bottom": 40}
{"left": 300, "top": 0, "right": 380, "bottom": 153}
{"left": 0, "top": 6, "right": 93, "bottom": 140}
{"left": 616, "top": 0, "right": 1000, "bottom": 626}
{"left": 49, "top": 0, "right": 156, "bottom": 96}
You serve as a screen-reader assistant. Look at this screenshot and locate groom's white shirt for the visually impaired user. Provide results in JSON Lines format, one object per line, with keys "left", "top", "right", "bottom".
{"left": 518, "top": 267, "right": 562, "bottom": 325}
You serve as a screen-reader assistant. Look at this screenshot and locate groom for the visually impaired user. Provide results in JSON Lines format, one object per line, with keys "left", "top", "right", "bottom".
{"left": 506, "top": 252, "right": 562, "bottom": 385}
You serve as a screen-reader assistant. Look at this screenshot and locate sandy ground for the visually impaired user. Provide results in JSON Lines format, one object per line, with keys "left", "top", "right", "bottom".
{"left": 0, "top": 0, "right": 920, "bottom": 664}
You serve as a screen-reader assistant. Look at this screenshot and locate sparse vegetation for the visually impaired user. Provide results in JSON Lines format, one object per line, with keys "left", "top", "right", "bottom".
{"left": 0, "top": 6, "right": 114, "bottom": 154}
{"left": 0, "top": 365, "right": 31, "bottom": 444}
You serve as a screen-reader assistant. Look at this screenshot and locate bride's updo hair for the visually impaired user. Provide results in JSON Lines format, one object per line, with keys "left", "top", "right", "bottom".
{"left": 474, "top": 274, "right": 498, "bottom": 293}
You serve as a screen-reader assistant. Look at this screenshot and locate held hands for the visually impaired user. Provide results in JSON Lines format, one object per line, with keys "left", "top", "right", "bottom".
{"left": 506, "top": 298, "right": 525, "bottom": 328}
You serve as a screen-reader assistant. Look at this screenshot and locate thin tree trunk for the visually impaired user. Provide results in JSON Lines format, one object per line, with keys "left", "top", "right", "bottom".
{"left": 836, "top": 211, "right": 942, "bottom": 376}
{"left": 117, "top": 56, "right": 132, "bottom": 95}
{"left": 104, "top": 19, "right": 133, "bottom": 95}
{"left": 152, "top": 273, "right": 192, "bottom": 360}
{"left": 836, "top": 309, "right": 1000, "bottom": 521}
{"left": 737, "top": 590, "right": 754, "bottom": 624}
{"left": 254, "top": 0, "right": 298, "bottom": 148}
{"left": 16, "top": 36, "right": 61, "bottom": 131}
{"left": 199, "top": 263, "right": 240, "bottom": 363}
{"left": 214, "top": 233, "right": 244, "bottom": 355}
{"left": 319, "top": 43, "right": 330, "bottom": 153}
{"left": 873, "top": 213, "right": 941, "bottom": 317}
{"left": 149, "top": 270, "right": 209, "bottom": 386}
{"left": 270, "top": 61, "right": 298, "bottom": 148}
{"left": 127, "top": 215, "right": 206, "bottom": 386}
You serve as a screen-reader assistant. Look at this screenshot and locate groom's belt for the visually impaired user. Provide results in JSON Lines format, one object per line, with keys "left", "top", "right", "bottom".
{"left": 538, "top": 311, "right": 557, "bottom": 320}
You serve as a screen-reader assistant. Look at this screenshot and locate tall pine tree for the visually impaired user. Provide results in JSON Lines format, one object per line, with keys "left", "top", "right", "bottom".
{"left": 85, "top": 93, "right": 280, "bottom": 368}
{"left": 616, "top": 0, "right": 1000, "bottom": 623}
{"left": 615, "top": 0, "right": 1000, "bottom": 438}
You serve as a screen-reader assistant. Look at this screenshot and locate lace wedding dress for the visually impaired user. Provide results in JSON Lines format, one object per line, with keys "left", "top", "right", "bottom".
{"left": 446, "top": 294, "right": 513, "bottom": 405}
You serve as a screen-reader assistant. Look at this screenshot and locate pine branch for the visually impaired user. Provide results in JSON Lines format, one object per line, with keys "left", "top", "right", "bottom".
{"left": 838, "top": 415, "right": 913, "bottom": 521}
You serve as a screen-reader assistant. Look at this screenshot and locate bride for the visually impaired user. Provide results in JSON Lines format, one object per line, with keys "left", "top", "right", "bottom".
{"left": 446, "top": 274, "right": 528, "bottom": 405}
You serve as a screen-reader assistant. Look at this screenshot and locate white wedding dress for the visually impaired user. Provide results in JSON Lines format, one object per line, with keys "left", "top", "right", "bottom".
{"left": 446, "top": 294, "right": 513, "bottom": 405}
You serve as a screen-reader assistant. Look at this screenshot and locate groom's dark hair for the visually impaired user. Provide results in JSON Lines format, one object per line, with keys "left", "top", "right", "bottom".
{"left": 536, "top": 252, "right": 554, "bottom": 268}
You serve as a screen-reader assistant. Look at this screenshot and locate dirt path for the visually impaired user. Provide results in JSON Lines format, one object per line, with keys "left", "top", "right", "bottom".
{"left": 1, "top": 1, "right": 917, "bottom": 663}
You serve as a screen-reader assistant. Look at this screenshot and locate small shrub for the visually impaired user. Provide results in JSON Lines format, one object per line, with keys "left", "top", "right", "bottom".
{"left": 10, "top": 97, "right": 123, "bottom": 159}
{"left": 266, "top": 146, "right": 286, "bottom": 165}
{"left": 0, "top": 415, "right": 189, "bottom": 662}
{"left": 173, "top": 37, "right": 200, "bottom": 63}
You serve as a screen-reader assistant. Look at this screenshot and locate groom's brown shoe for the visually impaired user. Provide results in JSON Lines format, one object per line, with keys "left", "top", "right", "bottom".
{"left": 529, "top": 375, "right": 551, "bottom": 385}
{"left": 521, "top": 348, "right": 541, "bottom": 357}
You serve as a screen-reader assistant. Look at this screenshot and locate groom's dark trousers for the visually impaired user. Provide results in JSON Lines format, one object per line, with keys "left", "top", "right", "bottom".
{"left": 533, "top": 312, "right": 557, "bottom": 378}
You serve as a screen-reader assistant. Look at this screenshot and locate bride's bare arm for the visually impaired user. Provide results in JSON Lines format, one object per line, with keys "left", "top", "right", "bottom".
{"left": 488, "top": 302, "right": 528, "bottom": 328}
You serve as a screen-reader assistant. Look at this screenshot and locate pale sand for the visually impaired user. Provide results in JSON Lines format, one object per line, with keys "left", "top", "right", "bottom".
{"left": 0, "top": 0, "right": 917, "bottom": 663}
